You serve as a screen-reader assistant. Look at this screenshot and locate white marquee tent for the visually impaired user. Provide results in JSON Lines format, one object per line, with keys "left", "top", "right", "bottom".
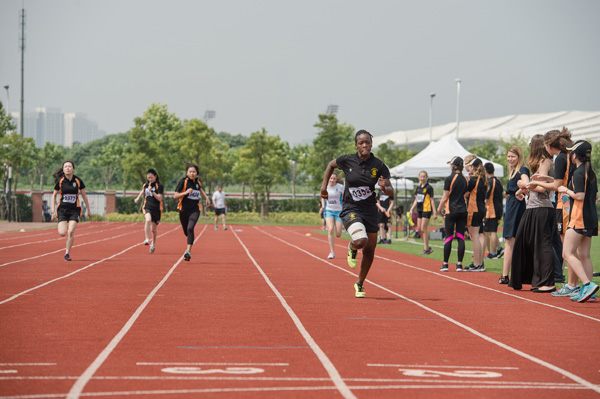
{"left": 389, "top": 135, "right": 504, "bottom": 178}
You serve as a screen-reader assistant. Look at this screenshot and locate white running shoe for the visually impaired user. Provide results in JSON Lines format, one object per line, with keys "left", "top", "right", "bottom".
{"left": 150, "top": 244, "right": 155, "bottom": 254}
{"left": 143, "top": 239, "right": 150, "bottom": 245}
{"left": 327, "top": 252, "right": 335, "bottom": 259}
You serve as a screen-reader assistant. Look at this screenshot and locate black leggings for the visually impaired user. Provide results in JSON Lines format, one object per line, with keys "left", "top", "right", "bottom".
{"left": 443, "top": 212, "right": 467, "bottom": 263}
{"left": 179, "top": 209, "right": 200, "bottom": 246}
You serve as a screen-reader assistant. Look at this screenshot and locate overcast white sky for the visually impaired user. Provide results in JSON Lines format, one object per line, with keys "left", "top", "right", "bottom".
{"left": 1, "top": 0, "right": 599, "bottom": 145}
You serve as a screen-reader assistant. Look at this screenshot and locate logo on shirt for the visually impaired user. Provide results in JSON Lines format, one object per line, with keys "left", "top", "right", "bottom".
{"left": 73, "top": 182, "right": 77, "bottom": 187}
{"left": 349, "top": 213, "right": 356, "bottom": 221}
{"left": 371, "top": 168, "right": 378, "bottom": 178}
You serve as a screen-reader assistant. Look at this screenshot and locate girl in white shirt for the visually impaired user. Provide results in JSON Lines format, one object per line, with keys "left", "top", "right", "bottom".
{"left": 320, "top": 172, "right": 344, "bottom": 259}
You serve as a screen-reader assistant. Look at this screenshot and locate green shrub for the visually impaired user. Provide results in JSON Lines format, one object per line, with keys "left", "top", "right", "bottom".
{"left": 105, "top": 211, "right": 321, "bottom": 225}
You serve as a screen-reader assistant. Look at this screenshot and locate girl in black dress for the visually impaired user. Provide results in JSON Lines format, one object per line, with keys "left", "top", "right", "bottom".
{"left": 499, "top": 146, "right": 529, "bottom": 284}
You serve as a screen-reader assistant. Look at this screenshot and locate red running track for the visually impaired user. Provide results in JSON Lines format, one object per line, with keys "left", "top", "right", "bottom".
{"left": 0, "top": 222, "right": 599, "bottom": 399}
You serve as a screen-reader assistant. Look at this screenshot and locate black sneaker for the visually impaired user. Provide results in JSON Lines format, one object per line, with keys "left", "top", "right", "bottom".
{"left": 470, "top": 264, "right": 486, "bottom": 272}
{"left": 64, "top": 253, "right": 72, "bottom": 261}
{"left": 485, "top": 252, "right": 496, "bottom": 259}
{"left": 440, "top": 264, "right": 449, "bottom": 272}
{"left": 464, "top": 263, "right": 475, "bottom": 271}
{"left": 498, "top": 275, "right": 509, "bottom": 284}
{"left": 496, "top": 246, "right": 504, "bottom": 258}
{"left": 456, "top": 264, "right": 464, "bottom": 272}
{"left": 424, "top": 247, "right": 433, "bottom": 255}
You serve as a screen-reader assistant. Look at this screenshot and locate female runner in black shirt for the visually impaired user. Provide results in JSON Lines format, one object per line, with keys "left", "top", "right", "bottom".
{"left": 50, "top": 160, "right": 92, "bottom": 261}
{"left": 321, "top": 130, "right": 393, "bottom": 298}
{"left": 174, "top": 163, "right": 210, "bottom": 261}
{"left": 134, "top": 168, "right": 163, "bottom": 253}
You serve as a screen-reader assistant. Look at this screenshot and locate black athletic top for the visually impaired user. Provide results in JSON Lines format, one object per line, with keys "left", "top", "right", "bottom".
{"left": 443, "top": 172, "right": 468, "bottom": 214}
{"left": 415, "top": 183, "right": 434, "bottom": 212}
{"left": 467, "top": 176, "right": 487, "bottom": 214}
{"left": 54, "top": 175, "right": 85, "bottom": 210}
{"left": 336, "top": 153, "right": 390, "bottom": 213}
{"left": 568, "top": 164, "right": 598, "bottom": 230}
{"left": 175, "top": 177, "right": 204, "bottom": 212}
{"left": 485, "top": 176, "right": 504, "bottom": 219}
{"left": 377, "top": 190, "right": 394, "bottom": 212}
{"left": 143, "top": 181, "right": 164, "bottom": 211}
{"left": 554, "top": 151, "right": 570, "bottom": 210}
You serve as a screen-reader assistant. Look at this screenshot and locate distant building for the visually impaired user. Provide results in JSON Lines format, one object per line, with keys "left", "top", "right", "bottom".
{"left": 10, "top": 107, "right": 106, "bottom": 147}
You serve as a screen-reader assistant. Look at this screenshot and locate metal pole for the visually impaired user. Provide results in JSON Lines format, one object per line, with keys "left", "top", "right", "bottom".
{"left": 19, "top": 8, "right": 26, "bottom": 138}
{"left": 455, "top": 78, "right": 461, "bottom": 139}
{"left": 7, "top": 166, "right": 12, "bottom": 222}
{"left": 429, "top": 93, "right": 436, "bottom": 142}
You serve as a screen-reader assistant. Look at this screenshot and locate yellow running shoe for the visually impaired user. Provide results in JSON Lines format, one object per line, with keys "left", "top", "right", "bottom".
{"left": 354, "top": 282, "right": 366, "bottom": 298}
{"left": 347, "top": 243, "right": 358, "bottom": 269}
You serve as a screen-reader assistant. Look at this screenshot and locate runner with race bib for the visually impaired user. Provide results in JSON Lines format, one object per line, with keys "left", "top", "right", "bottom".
{"left": 50, "top": 160, "right": 92, "bottom": 262}
{"left": 320, "top": 130, "right": 393, "bottom": 298}
{"left": 174, "top": 162, "right": 211, "bottom": 262}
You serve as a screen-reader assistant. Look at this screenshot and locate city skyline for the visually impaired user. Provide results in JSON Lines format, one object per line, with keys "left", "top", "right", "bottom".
{"left": 1, "top": 0, "right": 599, "bottom": 145}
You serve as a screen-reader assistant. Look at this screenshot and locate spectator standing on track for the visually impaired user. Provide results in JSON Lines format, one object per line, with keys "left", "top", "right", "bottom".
{"left": 436, "top": 156, "right": 468, "bottom": 272}
{"left": 509, "top": 135, "right": 555, "bottom": 292}
{"left": 557, "top": 140, "right": 599, "bottom": 302}
{"left": 174, "top": 163, "right": 211, "bottom": 262}
{"left": 50, "top": 160, "right": 92, "bottom": 261}
{"left": 212, "top": 185, "right": 228, "bottom": 231}
{"left": 499, "top": 146, "right": 530, "bottom": 284}
{"left": 376, "top": 187, "right": 394, "bottom": 244}
{"left": 134, "top": 168, "right": 163, "bottom": 254}
{"left": 464, "top": 156, "right": 487, "bottom": 272}
{"left": 320, "top": 172, "right": 345, "bottom": 259}
{"left": 320, "top": 129, "right": 393, "bottom": 298}
{"left": 408, "top": 170, "right": 437, "bottom": 254}
{"left": 534, "top": 128, "right": 575, "bottom": 295}
{"left": 483, "top": 162, "right": 504, "bottom": 260}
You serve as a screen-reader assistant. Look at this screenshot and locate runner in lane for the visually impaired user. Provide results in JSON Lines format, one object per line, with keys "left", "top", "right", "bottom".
{"left": 134, "top": 168, "right": 163, "bottom": 253}
{"left": 174, "top": 162, "right": 211, "bottom": 261}
{"left": 50, "top": 160, "right": 92, "bottom": 261}
{"left": 321, "top": 130, "right": 393, "bottom": 298}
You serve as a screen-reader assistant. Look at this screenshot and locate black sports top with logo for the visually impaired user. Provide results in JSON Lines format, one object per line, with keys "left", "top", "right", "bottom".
{"left": 467, "top": 176, "right": 487, "bottom": 213}
{"left": 143, "top": 182, "right": 164, "bottom": 211}
{"left": 335, "top": 153, "right": 390, "bottom": 212}
{"left": 415, "top": 183, "right": 434, "bottom": 212}
{"left": 54, "top": 175, "right": 85, "bottom": 210}
{"left": 486, "top": 176, "right": 504, "bottom": 219}
{"left": 568, "top": 164, "right": 598, "bottom": 231}
{"left": 175, "top": 177, "right": 203, "bottom": 212}
{"left": 443, "top": 172, "right": 468, "bottom": 214}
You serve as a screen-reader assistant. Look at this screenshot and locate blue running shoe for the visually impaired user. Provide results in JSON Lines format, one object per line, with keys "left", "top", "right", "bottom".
{"left": 552, "top": 285, "right": 580, "bottom": 297}
{"left": 183, "top": 251, "right": 191, "bottom": 261}
{"left": 578, "top": 282, "right": 599, "bottom": 303}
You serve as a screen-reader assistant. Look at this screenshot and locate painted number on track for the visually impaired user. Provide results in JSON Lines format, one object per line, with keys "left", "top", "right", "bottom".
{"left": 161, "top": 366, "right": 265, "bottom": 375}
{"left": 397, "top": 368, "right": 502, "bottom": 378}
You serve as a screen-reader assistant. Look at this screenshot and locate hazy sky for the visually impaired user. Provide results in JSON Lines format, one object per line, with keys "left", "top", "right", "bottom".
{"left": 1, "top": 0, "right": 599, "bottom": 145}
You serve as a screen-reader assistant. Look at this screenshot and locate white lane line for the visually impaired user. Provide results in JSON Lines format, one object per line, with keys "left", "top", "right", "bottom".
{"left": 0, "top": 363, "right": 56, "bottom": 366}
{"left": 65, "top": 225, "right": 207, "bottom": 399}
{"left": 259, "top": 227, "right": 600, "bottom": 395}
{"left": 280, "top": 227, "right": 600, "bottom": 323}
{"left": 0, "top": 226, "right": 179, "bottom": 305}
{"left": 231, "top": 228, "right": 358, "bottom": 399}
{"left": 137, "top": 362, "right": 289, "bottom": 366}
{"left": 0, "top": 223, "right": 133, "bottom": 251}
{"left": 368, "top": 364, "right": 519, "bottom": 370}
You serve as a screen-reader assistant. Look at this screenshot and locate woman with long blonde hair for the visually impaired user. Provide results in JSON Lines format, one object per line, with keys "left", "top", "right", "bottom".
{"left": 499, "top": 146, "right": 529, "bottom": 284}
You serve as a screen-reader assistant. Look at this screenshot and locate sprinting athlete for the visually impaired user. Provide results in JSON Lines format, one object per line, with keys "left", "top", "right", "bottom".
{"left": 50, "top": 160, "right": 92, "bottom": 261}
{"left": 174, "top": 163, "right": 211, "bottom": 261}
{"left": 321, "top": 130, "right": 393, "bottom": 298}
{"left": 134, "top": 168, "right": 163, "bottom": 253}
{"left": 320, "top": 172, "right": 344, "bottom": 259}
{"left": 436, "top": 156, "right": 468, "bottom": 272}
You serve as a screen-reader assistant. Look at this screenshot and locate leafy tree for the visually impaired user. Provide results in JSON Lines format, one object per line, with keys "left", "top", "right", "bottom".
{"left": 215, "top": 131, "right": 249, "bottom": 148}
{"left": 287, "top": 144, "right": 309, "bottom": 199}
{"left": 122, "top": 104, "right": 182, "bottom": 187}
{"left": 92, "top": 140, "right": 125, "bottom": 190}
{"left": 375, "top": 140, "right": 417, "bottom": 170}
{"left": 2, "top": 133, "right": 36, "bottom": 192}
{"left": 0, "top": 101, "right": 16, "bottom": 138}
{"left": 232, "top": 129, "right": 289, "bottom": 216}
{"left": 466, "top": 140, "right": 503, "bottom": 165}
{"left": 35, "top": 142, "right": 64, "bottom": 190}
{"left": 304, "top": 114, "right": 355, "bottom": 191}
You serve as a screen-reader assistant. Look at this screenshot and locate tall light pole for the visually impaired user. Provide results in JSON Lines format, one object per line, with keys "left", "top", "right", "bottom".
{"left": 429, "top": 93, "right": 436, "bottom": 142}
{"left": 19, "top": 8, "right": 26, "bottom": 138}
{"left": 455, "top": 78, "right": 461, "bottom": 139}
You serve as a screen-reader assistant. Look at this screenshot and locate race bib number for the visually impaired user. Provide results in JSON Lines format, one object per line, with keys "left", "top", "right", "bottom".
{"left": 417, "top": 193, "right": 425, "bottom": 203}
{"left": 328, "top": 198, "right": 339, "bottom": 206}
{"left": 188, "top": 190, "right": 201, "bottom": 200}
{"left": 145, "top": 187, "right": 154, "bottom": 197}
{"left": 62, "top": 194, "right": 77, "bottom": 204}
{"left": 349, "top": 186, "right": 372, "bottom": 202}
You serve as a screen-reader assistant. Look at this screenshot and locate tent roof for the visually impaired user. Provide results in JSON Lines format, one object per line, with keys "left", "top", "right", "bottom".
{"left": 389, "top": 135, "right": 504, "bottom": 178}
